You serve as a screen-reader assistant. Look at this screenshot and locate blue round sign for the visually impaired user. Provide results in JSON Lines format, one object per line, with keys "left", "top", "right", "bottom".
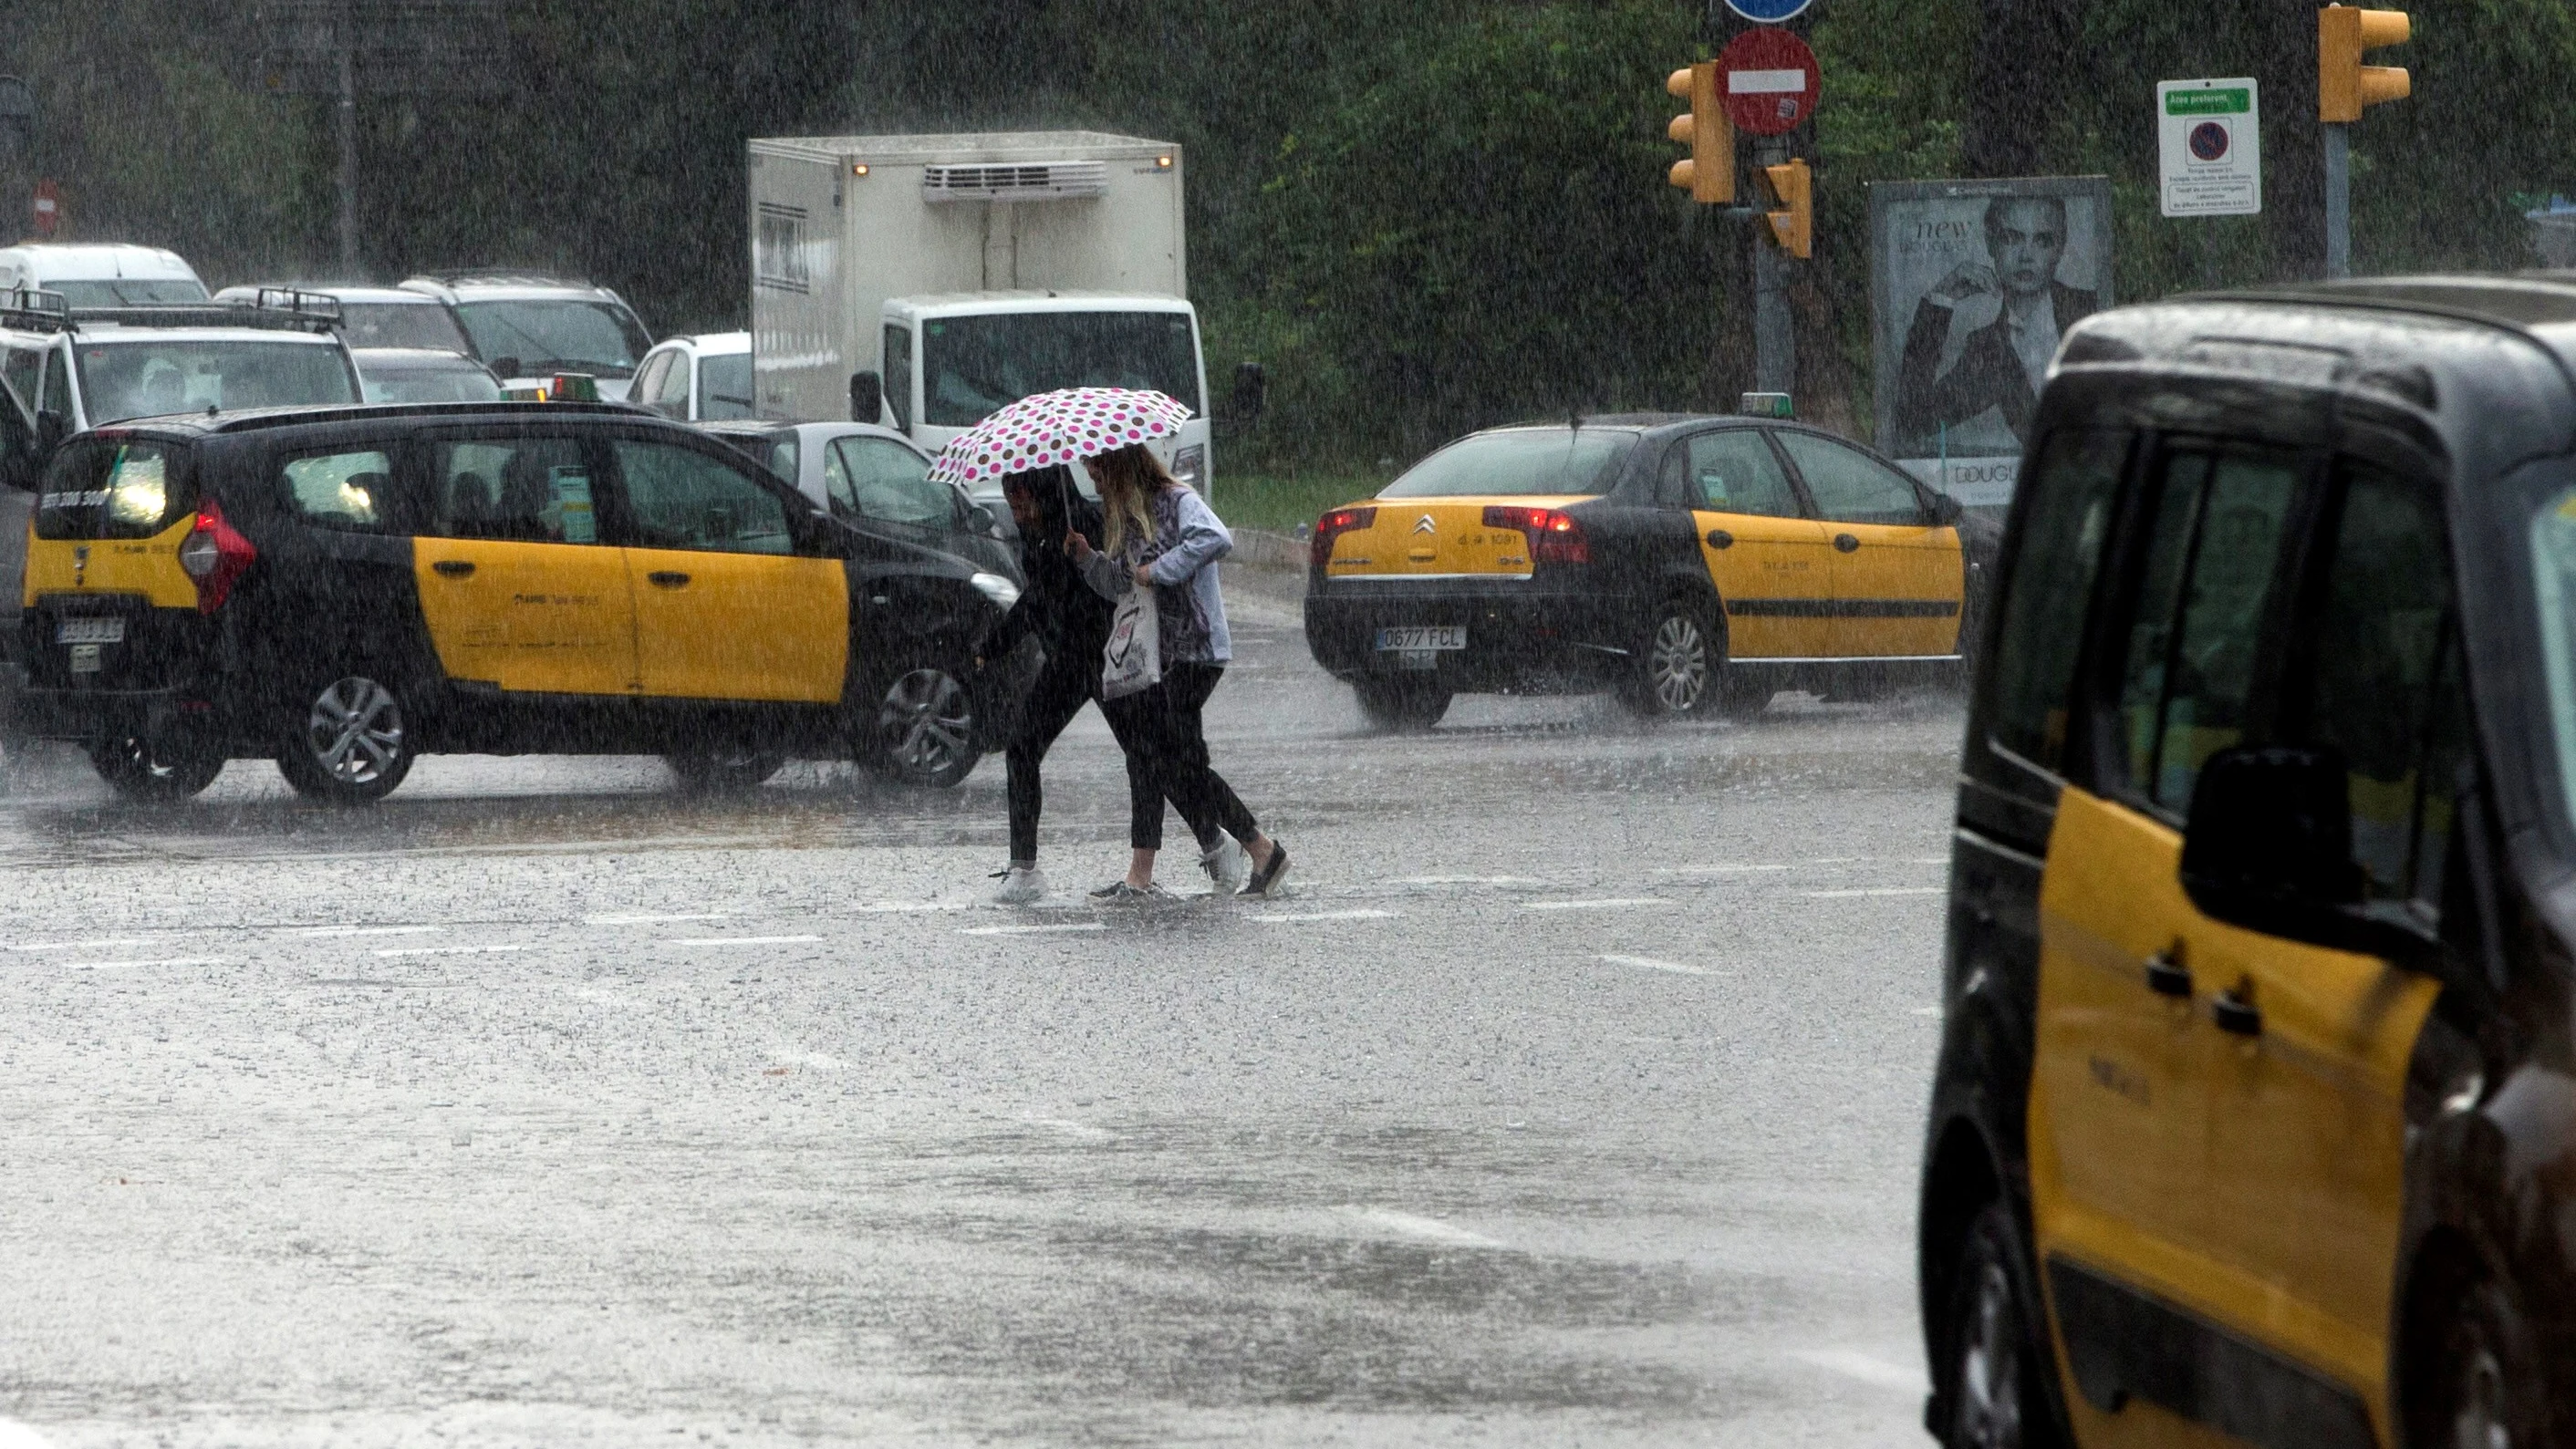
{"left": 1725, "top": 0, "right": 1814, "bottom": 21}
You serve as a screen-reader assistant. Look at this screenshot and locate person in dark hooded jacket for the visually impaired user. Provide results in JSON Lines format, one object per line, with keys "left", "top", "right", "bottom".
{"left": 981, "top": 464, "right": 1249, "bottom": 902}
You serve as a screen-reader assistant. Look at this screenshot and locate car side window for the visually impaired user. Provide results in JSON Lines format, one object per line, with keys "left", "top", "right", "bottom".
{"left": 39, "top": 344, "right": 68, "bottom": 417}
{"left": 631, "top": 353, "right": 670, "bottom": 413}
{"left": 2114, "top": 448, "right": 2300, "bottom": 815}
{"left": 278, "top": 446, "right": 402, "bottom": 533}
{"left": 424, "top": 436, "right": 601, "bottom": 543}
{"left": 1685, "top": 430, "right": 1802, "bottom": 518}
{"left": 821, "top": 440, "right": 859, "bottom": 517}
{"left": 1775, "top": 430, "right": 1926, "bottom": 525}
{"left": 829, "top": 437, "right": 958, "bottom": 527}
{"left": 649, "top": 355, "right": 691, "bottom": 416}
{"left": 614, "top": 439, "right": 793, "bottom": 554}
{"left": 2299, "top": 462, "right": 2467, "bottom": 913}
{"left": 2, "top": 346, "right": 39, "bottom": 414}
{"left": 883, "top": 326, "right": 913, "bottom": 432}
{"left": 1988, "top": 429, "right": 2128, "bottom": 774}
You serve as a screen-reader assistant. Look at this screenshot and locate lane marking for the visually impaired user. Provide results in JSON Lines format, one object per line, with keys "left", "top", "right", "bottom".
{"left": 1803, "top": 887, "right": 1944, "bottom": 899}
{"left": 1792, "top": 1348, "right": 1927, "bottom": 1393}
{"left": 1807, "top": 856, "right": 1864, "bottom": 864}
{"left": 850, "top": 902, "right": 970, "bottom": 915}
{"left": 297, "top": 925, "right": 444, "bottom": 937}
{"left": 1390, "top": 875, "right": 1550, "bottom": 886}
{"left": 4, "top": 937, "right": 155, "bottom": 953}
{"left": 962, "top": 923, "right": 1107, "bottom": 937}
{"left": 1251, "top": 909, "right": 1395, "bottom": 923}
{"left": 668, "top": 936, "right": 823, "bottom": 947}
{"left": 1521, "top": 897, "right": 1659, "bottom": 911}
{"left": 60, "top": 957, "right": 224, "bottom": 970}
{"left": 1912, "top": 1005, "right": 1943, "bottom": 1017}
{"left": 587, "top": 912, "right": 735, "bottom": 926}
{"left": 1656, "top": 864, "right": 1791, "bottom": 876}
{"left": 374, "top": 945, "right": 528, "bottom": 957}
{"left": 1599, "top": 953, "right": 1713, "bottom": 976}
{"left": 0, "top": 1417, "right": 60, "bottom": 1449}
{"left": 1341, "top": 1206, "right": 1506, "bottom": 1249}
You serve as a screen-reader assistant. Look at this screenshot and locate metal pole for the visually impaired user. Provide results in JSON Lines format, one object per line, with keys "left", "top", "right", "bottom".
{"left": 1751, "top": 138, "right": 1792, "bottom": 396}
{"left": 336, "top": 0, "right": 358, "bottom": 276}
{"left": 2322, "top": 122, "right": 2350, "bottom": 280}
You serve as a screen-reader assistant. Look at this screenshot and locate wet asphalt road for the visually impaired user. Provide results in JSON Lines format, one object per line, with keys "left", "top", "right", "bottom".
{"left": 0, "top": 571, "right": 1964, "bottom": 1447}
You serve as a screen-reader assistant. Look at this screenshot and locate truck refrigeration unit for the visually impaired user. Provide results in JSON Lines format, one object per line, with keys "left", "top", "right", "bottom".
{"left": 746, "top": 130, "right": 1211, "bottom": 496}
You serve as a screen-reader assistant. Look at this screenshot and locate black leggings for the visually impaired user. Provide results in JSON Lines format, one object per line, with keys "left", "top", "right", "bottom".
{"left": 1103, "top": 663, "right": 1260, "bottom": 853}
{"left": 1006, "top": 658, "right": 1205, "bottom": 860}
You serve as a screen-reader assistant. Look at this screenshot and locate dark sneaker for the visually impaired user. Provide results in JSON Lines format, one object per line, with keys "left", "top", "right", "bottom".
{"left": 1239, "top": 844, "right": 1291, "bottom": 897}
{"left": 1089, "top": 881, "right": 1173, "bottom": 903}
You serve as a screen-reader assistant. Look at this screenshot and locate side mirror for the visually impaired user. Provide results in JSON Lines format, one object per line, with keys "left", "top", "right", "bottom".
{"left": 966, "top": 502, "right": 999, "bottom": 533}
{"left": 1929, "top": 491, "right": 1964, "bottom": 525}
{"left": 2179, "top": 745, "right": 2433, "bottom": 959}
{"left": 848, "top": 369, "right": 882, "bottom": 424}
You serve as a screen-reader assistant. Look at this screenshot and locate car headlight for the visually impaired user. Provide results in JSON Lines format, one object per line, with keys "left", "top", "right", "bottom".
{"left": 1171, "top": 443, "right": 1206, "bottom": 489}
{"left": 970, "top": 572, "right": 1022, "bottom": 611}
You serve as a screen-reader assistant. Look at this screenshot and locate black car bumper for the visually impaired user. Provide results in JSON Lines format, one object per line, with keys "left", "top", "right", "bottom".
{"left": 1303, "top": 574, "right": 1637, "bottom": 694}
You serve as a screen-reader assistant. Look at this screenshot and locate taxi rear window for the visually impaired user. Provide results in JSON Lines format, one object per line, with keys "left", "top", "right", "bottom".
{"left": 35, "top": 437, "right": 196, "bottom": 540}
{"left": 1381, "top": 429, "right": 1635, "bottom": 498}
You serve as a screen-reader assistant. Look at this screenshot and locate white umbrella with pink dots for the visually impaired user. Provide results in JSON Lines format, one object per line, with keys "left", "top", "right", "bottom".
{"left": 925, "top": 386, "right": 1194, "bottom": 487}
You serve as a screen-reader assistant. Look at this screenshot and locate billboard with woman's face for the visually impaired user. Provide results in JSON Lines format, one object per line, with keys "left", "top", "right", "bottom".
{"left": 1869, "top": 176, "right": 2114, "bottom": 506}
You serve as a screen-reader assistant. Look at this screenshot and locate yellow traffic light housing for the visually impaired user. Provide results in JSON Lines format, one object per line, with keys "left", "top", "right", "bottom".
{"left": 1762, "top": 160, "right": 1811, "bottom": 260}
{"left": 2319, "top": 5, "right": 2409, "bottom": 123}
{"left": 1665, "top": 63, "right": 1734, "bottom": 205}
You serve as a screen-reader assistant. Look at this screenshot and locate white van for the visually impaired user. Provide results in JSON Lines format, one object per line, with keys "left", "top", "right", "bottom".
{"left": 0, "top": 244, "right": 208, "bottom": 306}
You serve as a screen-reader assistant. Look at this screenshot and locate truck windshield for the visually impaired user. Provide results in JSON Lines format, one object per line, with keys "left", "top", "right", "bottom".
{"left": 76, "top": 339, "right": 359, "bottom": 423}
{"left": 339, "top": 302, "right": 473, "bottom": 353}
{"left": 921, "top": 311, "right": 1202, "bottom": 427}
{"left": 453, "top": 300, "right": 650, "bottom": 378}
{"left": 49, "top": 278, "right": 211, "bottom": 306}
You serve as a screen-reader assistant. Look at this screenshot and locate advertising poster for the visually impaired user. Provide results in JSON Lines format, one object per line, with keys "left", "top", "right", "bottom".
{"left": 1868, "top": 176, "right": 2114, "bottom": 506}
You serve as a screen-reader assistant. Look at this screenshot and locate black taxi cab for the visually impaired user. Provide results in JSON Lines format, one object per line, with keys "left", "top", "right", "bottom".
{"left": 10, "top": 402, "right": 1024, "bottom": 802}
{"left": 1302, "top": 415, "right": 1997, "bottom": 729}
{"left": 1921, "top": 275, "right": 2576, "bottom": 1449}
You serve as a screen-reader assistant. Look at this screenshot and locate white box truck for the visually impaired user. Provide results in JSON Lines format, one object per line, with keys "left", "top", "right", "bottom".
{"left": 746, "top": 130, "right": 1212, "bottom": 495}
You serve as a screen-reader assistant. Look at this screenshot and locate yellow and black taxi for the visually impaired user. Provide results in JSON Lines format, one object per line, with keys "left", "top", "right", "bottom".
{"left": 10, "top": 401, "right": 1025, "bottom": 802}
{"left": 1302, "top": 415, "right": 1998, "bottom": 730}
{"left": 1919, "top": 275, "right": 2576, "bottom": 1448}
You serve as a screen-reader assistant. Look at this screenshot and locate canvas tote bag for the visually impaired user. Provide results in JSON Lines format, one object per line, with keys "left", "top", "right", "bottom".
{"left": 1101, "top": 583, "right": 1163, "bottom": 699}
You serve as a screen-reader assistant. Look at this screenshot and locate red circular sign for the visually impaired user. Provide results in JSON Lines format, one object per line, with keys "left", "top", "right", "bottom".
{"left": 1717, "top": 28, "right": 1820, "bottom": 137}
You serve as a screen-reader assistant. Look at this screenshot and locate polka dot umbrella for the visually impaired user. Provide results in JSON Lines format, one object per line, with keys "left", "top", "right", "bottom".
{"left": 927, "top": 387, "right": 1195, "bottom": 487}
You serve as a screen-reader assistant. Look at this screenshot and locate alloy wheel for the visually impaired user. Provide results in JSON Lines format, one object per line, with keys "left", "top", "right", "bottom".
{"left": 878, "top": 668, "right": 973, "bottom": 778}
{"left": 1650, "top": 613, "right": 1709, "bottom": 713}
{"left": 305, "top": 677, "right": 405, "bottom": 785}
{"left": 1956, "top": 1258, "right": 2024, "bottom": 1449}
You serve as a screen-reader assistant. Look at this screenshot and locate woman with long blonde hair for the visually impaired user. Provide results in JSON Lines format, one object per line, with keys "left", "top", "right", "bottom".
{"left": 1067, "top": 444, "right": 1289, "bottom": 897}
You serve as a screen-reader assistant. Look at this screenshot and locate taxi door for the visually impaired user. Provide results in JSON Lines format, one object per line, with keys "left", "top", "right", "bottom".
{"left": 608, "top": 436, "right": 846, "bottom": 704}
{"left": 412, "top": 432, "right": 639, "bottom": 696}
{"left": 1771, "top": 430, "right": 1964, "bottom": 657}
{"left": 1662, "top": 428, "right": 1838, "bottom": 657}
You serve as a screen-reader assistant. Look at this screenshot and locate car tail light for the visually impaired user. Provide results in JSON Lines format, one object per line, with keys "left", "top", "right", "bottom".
{"left": 1482, "top": 505, "right": 1590, "bottom": 565}
{"left": 176, "top": 500, "right": 256, "bottom": 614}
{"left": 1312, "top": 505, "right": 1377, "bottom": 566}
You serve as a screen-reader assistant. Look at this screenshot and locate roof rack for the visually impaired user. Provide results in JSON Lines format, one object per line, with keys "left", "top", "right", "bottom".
{"left": 0, "top": 285, "right": 343, "bottom": 336}
{"left": 408, "top": 270, "right": 596, "bottom": 289}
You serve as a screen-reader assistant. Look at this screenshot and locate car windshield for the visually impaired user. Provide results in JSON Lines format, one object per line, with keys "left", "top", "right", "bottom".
{"left": 48, "top": 278, "right": 210, "bottom": 305}
{"left": 700, "top": 353, "right": 753, "bottom": 419}
{"left": 358, "top": 362, "right": 502, "bottom": 404}
{"left": 75, "top": 339, "right": 358, "bottom": 422}
{"left": 339, "top": 302, "right": 472, "bottom": 352}
{"left": 920, "top": 311, "right": 1202, "bottom": 427}
{"left": 452, "top": 299, "right": 649, "bottom": 378}
{"left": 1379, "top": 428, "right": 1636, "bottom": 498}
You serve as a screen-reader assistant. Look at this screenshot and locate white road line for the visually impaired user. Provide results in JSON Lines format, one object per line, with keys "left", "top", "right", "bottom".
{"left": 586, "top": 912, "right": 735, "bottom": 926}
{"left": 1803, "top": 887, "right": 1944, "bottom": 899}
{"left": 1251, "top": 909, "right": 1396, "bottom": 923}
{"left": 0, "top": 1417, "right": 59, "bottom": 1449}
{"left": 1390, "top": 875, "right": 1550, "bottom": 886}
{"left": 1912, "top": 1005, "right": 1944, "bottom": 1017}
{"left": 1521, "top": 897, "right": 1660, "bottom": 911}
{"left": 961, "top": 923, "right": 1107, "bottom": 937}
{"left": 374, "top": 945, "right": 528, "bottom": 957}
{"left": 1808, "top": 856, "right": 1864, "bottom": 864}
{"left": 1599, "top": 953, "right": 1713, "bottom": 976}
{"left": 1656, "top": 864, "right": 1791, "bottom": 875}
{"left": 667, "top": 936, "right": 822, "bottom": 947}
{"left": 3, "top": 937, "right": 155, "bottom": 953}
{"left": 850, "top": 902, "right": 971, "bottom": 914}
{"left": 1341, "top": 1206, "right": 1507, "bottom": 1249}
{"left": 296, "top": 925, "right": 444, "bottom": 937}
{"left": 60, "top": 957, "right": 225, "bottom": 970}
{"left": 1792, "top": 1348, "right": 1927, "bottom": 1393}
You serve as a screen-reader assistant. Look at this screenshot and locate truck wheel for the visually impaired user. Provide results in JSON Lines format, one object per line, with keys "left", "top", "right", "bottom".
{"left": 667, "top": 748, "right": 786, "bottom": 792}
{"left": 1937, "top": 1199, "right": 2063, "bottom": 1449}
{"left": 275, "top": 673, "right": 414, "bottom": 804}
{"left": 1354, "top": 678, "right": 1450, "bottom": 732}
{"left": 866, "top": 657, "right": 981, "bottom": 789}
{"left": 89, "top": 730, "right": 226, "bottom": 802}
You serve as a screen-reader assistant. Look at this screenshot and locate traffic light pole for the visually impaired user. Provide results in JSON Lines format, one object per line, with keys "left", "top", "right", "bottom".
{"left": 2322, "top": 122, "right": 2351, "bottom": 279}
{"left": 1751, "top": 136, "right": 1793, "bottom": 396}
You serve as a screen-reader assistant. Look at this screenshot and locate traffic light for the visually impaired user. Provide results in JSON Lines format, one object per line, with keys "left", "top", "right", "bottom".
{"left": 1762, "top": 160, "right": 1811, "bottom": 260}
{"left": 1665, "top": 62, "right": 1734, "bottom": 204}
{"left": 2319, "top": 5, "right": 2409, "bottom": 123}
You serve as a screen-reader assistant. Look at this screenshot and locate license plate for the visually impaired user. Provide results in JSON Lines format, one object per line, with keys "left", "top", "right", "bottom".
{"left": 68, "top": 643, "right": 102, "bottom": 674}
{"left": 1376, "top": 626, "right": 1465, "bottom": 652}
{"left": 56, "top": 616, "right": 125, "bottom": 645}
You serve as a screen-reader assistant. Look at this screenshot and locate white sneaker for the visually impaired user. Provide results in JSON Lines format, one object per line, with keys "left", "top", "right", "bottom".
{"left": 988, "top": 864, "right": 1048, "bottom": 906}
{"left": 1200, "top": 836, "right": 1252, "bottom": 893}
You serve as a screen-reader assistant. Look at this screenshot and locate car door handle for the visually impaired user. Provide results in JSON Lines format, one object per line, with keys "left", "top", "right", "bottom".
{"left": 2143, "top": 949, "right": 2192, "bottom": 998}
{"left": 648, "top": 571, "right": 691, "bottom": 587}
{"left": 2212, "top": 988, "right": 2263, "bottom": 1036}
{"left": 431, "top": 560, "right": 475, "bottom": 578}
{"left": 1833, "top": 533, "right": 1860, "bottom": 553}
{"left": 1705, "top": 528, "right": 1735, "bottom": 550}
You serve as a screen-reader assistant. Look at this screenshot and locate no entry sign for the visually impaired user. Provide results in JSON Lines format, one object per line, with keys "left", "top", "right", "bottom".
{"left": 1718, "top": 28, "right": 1820, "bottom": 137}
